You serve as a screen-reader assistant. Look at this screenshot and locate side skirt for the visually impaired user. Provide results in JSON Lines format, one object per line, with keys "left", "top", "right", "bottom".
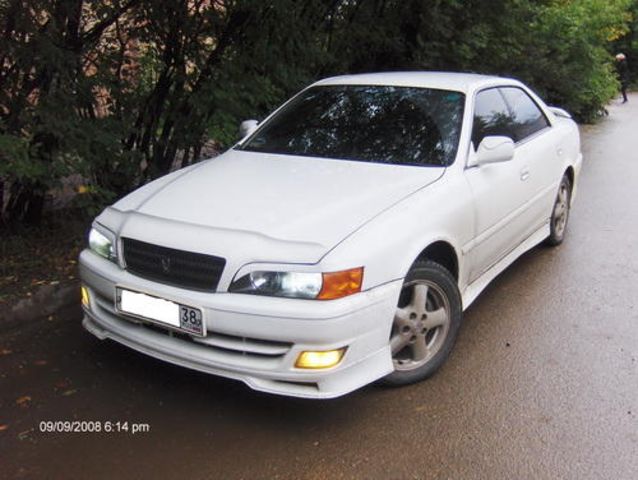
{"left": 461, "top": 222, "right": 550, "bottom": 311}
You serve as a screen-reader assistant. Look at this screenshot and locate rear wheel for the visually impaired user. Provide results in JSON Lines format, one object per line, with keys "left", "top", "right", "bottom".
{"left": 382, "top": 260, "right": 462, "bottom": 386}
{"left": 545, "top": 174, "right": 572, "bottom": 246}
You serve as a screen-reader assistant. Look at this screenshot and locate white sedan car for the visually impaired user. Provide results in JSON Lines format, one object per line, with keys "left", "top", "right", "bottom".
{"left": 80, "top": 72, "right": 582, "bottom": 398}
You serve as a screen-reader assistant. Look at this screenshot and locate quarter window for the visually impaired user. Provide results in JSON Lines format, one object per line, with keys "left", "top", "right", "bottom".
{"left": 499, "top": 87, "right": 550, "bottom": 142}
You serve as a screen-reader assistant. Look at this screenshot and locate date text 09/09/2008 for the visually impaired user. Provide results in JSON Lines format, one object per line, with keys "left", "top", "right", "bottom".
{"left": 39, "top": 420, "right": 150, "bottom": 434}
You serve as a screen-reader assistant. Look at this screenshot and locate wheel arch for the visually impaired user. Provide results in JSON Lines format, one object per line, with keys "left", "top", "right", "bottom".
{"left": 413, "top": 240, "right": 459, "bottom": 281}
{"left": 563, "top": 165, "right": 576, "bottom": 205}
{"left": 564, "top": 165, "right": 574, "bottom": 187}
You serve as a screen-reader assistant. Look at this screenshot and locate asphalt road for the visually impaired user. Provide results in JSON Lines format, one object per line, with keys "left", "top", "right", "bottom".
{"left": 1, "top": 95, "right": 637, "bottom": 480}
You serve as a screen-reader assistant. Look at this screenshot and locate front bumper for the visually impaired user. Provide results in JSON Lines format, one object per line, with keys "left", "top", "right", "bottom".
{"left": 79, "top": 250, "right": 400, "bottom": 399}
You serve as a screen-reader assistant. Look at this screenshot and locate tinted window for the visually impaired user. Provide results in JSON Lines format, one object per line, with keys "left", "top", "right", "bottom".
{"left": 472, "top": 88, "right": 514, "bottom": 147}
{"left": 500, "top": 87, "right": 549, "bottom": 142}
{"left": 239, "top": 85, "right": 465, "bottom": 167}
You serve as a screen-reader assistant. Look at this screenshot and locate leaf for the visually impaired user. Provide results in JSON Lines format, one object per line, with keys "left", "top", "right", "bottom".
{"left": 16, "top": 396, "right": 32, "bottom": 406}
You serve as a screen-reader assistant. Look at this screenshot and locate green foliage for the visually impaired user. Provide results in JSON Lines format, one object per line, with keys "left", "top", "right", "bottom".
{"left": 613, "top": 0, "right": 638, "bottom": 85}
{"left": 0, "top": 0, "right": 635, "bottom": 226}
{"left": 0, "top": 131, "right": 33, "bottom": 180}
{"left": 527, "top": 0, "right": 630, "bottom": 119}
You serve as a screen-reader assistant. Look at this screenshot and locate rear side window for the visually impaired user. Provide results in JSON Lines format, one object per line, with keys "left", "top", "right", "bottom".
{"left": 471, "top": 88, "right": 513, "bottom": 147}
{"left": 499, "top": 87, "right": 550, "bottom": 142}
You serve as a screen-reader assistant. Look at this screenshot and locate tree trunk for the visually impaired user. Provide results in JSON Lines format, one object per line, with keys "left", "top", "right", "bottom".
{"left": 4, "top": 182, "right": 45, "bottom": 225}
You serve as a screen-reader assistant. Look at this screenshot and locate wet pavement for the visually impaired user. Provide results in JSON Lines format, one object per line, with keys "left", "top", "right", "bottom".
{"left": 1, "top": 94, "right": 637, "bottom": 479}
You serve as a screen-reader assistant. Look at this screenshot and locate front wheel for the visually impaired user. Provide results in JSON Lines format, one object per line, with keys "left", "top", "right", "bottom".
{"left": 382, "top": 260, "right": 462, "bottom": 387}
{"left": 545, "top": 174, "right": 572, "bottom": 246}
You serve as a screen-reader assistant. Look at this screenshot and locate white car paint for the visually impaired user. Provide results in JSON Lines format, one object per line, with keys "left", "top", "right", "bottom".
{"left": 80, "top": 72, "right": 582, "bottom": 398}
{"left": 126, "top": 151, "right": 445, "bottom": 255}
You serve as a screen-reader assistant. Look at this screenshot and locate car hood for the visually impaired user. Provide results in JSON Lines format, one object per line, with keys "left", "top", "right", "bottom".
{"left": 112, "top": 150, "right": 444, "bottom": 259}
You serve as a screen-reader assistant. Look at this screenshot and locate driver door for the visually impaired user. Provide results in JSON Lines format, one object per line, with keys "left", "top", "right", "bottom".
{"left": 464, "top": 88, "right": 534, "bottom": 283}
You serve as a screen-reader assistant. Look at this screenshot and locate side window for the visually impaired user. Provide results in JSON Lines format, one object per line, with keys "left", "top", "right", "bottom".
{"left": 472, "top": 88, "right": 514, "bottom": 148}
{"left": 499, "top": 87, "right": 550, "bottom": 142}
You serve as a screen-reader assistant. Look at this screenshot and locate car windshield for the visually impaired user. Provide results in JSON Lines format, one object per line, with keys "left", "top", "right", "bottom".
{"left": 238, "top": 85, "right": 465, "bottom": 167}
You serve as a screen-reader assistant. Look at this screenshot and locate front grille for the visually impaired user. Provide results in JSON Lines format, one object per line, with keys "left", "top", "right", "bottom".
{"left": 122, "top": 237, "right": 225, "bottom": 291}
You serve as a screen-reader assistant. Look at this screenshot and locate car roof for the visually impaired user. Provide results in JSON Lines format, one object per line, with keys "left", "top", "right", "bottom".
{"left": 312, "top": 71, "right": 520, "bottom": 94}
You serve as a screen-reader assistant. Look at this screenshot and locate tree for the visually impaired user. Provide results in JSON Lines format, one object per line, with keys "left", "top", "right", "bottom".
{"left": 0, "top": 0, "right": 140, "bottom": 224}
{"left": 0, "top": 0, "right": 634, "bottom": 227}
{"left": 613, "top": 0, "right": 638, "bottom": 84}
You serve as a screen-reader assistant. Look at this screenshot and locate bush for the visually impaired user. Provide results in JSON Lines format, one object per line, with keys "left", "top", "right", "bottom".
{"left": 0, "top": 0, "right": 634, "bottom": 226}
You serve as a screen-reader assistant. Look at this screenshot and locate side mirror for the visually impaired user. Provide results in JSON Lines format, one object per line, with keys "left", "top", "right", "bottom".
{"left": 239, "top": 119, "right": 259, "bottom": 139}
{"left": 469, "top": 135, "right": 515, "bottom": 167}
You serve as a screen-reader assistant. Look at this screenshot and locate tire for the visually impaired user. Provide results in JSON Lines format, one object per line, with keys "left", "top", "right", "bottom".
{"left": 545, "top": 174, "right": 572, "bottom": 247}
{"left": 381, "top": 260, "right": 462, "bottom": 387}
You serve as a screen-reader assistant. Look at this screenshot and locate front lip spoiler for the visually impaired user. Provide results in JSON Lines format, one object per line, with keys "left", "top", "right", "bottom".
{"left": 82, "top": 309, "right": 393, "bottom": 399}
{"left": 81, "top": 313, "right": 325, "bottom": 398}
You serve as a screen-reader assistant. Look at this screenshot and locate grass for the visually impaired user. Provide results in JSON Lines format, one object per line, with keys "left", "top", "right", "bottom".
{"left": 0, "top": 210, "right": 89, "bottom": 306}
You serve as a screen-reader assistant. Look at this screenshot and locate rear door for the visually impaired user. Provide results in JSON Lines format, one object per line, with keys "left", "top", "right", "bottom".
{"left": 499, "top": 87, "right": 560, "bottom": 234}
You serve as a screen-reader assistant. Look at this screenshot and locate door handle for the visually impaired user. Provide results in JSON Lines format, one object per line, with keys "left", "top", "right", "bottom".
{"left": 520, "top": 168, "right": 530, "bottom": 181}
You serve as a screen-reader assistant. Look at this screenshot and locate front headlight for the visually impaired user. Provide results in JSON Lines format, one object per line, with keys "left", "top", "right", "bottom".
{"left": 89, "top": 227, "right": 116, "bottom": 261}
{"left": 229, "top": 267, "right": 363, "bottom": 300}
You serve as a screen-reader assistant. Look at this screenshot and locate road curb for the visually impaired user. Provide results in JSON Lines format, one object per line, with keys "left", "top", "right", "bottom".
{"left": 0, "top": 281, "right": 80, "bottom": 330}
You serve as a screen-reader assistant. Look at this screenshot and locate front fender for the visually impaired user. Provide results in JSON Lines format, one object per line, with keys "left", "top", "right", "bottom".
{"left": 319, "top": 171, "right": 474, "bottom": 293}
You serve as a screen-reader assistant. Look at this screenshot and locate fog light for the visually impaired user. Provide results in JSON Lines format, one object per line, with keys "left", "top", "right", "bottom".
{"left": 295, "top": 348, "right": 346, "bottom": 369}
{"left": 81, "top": 285, "right": 90, "bottom": 308}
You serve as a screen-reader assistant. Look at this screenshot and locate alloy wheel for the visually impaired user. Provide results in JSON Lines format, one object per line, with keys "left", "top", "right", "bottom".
{"left": 391, "top": 280, "right": 451, "bottom": 371}
{"left": 553, "top": 181, "right": 570, "bottom": 238}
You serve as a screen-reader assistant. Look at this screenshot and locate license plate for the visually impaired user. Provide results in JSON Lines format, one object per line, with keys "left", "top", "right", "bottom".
{"left": 116, "top": 288, "right": 205, "bottom": 336}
